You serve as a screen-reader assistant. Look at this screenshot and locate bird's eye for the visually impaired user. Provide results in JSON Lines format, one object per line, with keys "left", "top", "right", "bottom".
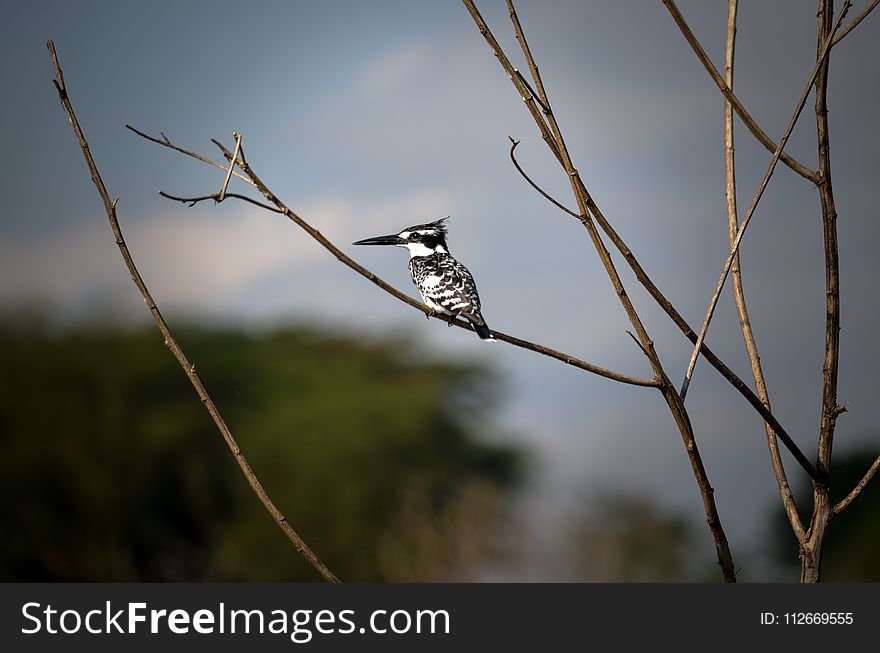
{"left": 410, "top": 232, "right": 422, "bottom": 242}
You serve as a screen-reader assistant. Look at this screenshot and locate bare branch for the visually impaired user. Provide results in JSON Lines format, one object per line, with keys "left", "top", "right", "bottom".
{"left": 124, "top": 124, "right": 257, "bottom": 187}
{"left": 832, "top": 0, "right": 880, "bottom": 45}
{"left": 48, "top": 40, "right": 340, "bottom": 583}
{"left": 832, "top": 455, "right": 880, "bottom": 518}
{"left": 159, "top": 189, "right": 283, "bottom": 213}
{"left": 218, "top": 131, "right": 241, "bottom": 202}
{"left": 801, "top": 0, "right": 850, "bottom": 583}
{"left": 508, "top": 138, "right": 579, "bottom": 218}
{"left": 722, "top": 0, "right": 804, "bottom": 541}
{"left": 661, "top": 0, "right": 820, "bottom": 184}
{"left": 626, "top": 330, "right": 648, "bottom": 357}
{"left": 131, "top": 128, "right": 660, "bottom": 389}
{"left": 679, "top": 1, "right": 850, "bottom": 403}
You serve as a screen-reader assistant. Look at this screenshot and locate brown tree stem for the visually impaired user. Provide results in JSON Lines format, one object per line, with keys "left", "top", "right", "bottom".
{"left": 802, "top": 0, "right": 845, "bottom": 584}
{"left": 47, "top": 40, "right": 340, "bottom": 584}
{"left": 722, "top": 0, "right": 805, "bottom": 542}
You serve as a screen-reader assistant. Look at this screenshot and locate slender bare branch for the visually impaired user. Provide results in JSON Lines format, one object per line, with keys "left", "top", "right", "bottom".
{"left": 159, "top": 190, "right": 283, "bottom": 213}
{"left": 815, "top": 6, "right": 846, "bottom": 484}
{"left": 626, "top": 330, "right": 648, "bottom": 357}
{"left": 218, "top": 131, "right": 241, "bottom": 202}
{"left": 472, "top": 0, "right": 737, "bottom": 582}
{"left": 801, "top": 0, "right": 849, "bottom": 582}
{"left": 48, "top": 40, "right": 340, "bottom": 583}
{"left": 721, "top": 0, "right": 805, "bottom": 542}
{"left": 132, "top": 127, "right": 659, "bottom": 389}
{"left": 832, "top": 454, "right": 880, "bottom": 518}
{"left": 832, "top": 0, "right": 880, "bottom": 44}
{"left": 508, "top": 138, "right": 579, "bottom": 218}
{"left": 124, "top": 124, "right": 257, "bottom": 187}
{"left": 679, "top": 1, "right": 850, "bottom": 402}
{"left": 661, "top": 0, "right": 820, "bottom": 184}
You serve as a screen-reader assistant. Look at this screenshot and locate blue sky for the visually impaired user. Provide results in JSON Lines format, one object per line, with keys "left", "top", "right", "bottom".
{"left": 3, "top": 1, "right": 879, "bottom": 579}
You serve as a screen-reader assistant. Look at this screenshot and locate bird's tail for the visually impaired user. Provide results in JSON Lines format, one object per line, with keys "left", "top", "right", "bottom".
{"left": 467, "top": 315, "right": 495, "bottom": 342}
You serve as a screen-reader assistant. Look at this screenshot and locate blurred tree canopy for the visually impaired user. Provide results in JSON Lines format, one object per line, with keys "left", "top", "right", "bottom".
{"left": 770, "top": 447, "right": 880, "bottom": 582}
{"left": 0, "top": 318, "right": 521, "bottom": 581}
{"left": 571, "top": 493, "right": 697, "bottom": 582}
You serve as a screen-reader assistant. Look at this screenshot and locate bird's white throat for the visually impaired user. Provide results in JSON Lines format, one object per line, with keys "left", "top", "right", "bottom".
{"left": 401, "top": 242, "right": 447, "bottom": 257}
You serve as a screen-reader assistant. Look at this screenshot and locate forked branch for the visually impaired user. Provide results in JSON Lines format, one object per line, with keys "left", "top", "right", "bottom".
{"left": 503, "top": 28, "right": 819, "bottom": 484}
{"left": 47, "top": 40, "right": 340, "bottom": 583}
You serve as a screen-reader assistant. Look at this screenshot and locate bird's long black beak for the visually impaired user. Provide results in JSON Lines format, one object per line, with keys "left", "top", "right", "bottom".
{"left": 352, "top": 234, "right": 404, "bottom": 246}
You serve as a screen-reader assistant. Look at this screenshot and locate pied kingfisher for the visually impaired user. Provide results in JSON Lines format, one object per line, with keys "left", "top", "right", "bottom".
{"left": 353, "top": 217, "right": 494, "bottom": 341}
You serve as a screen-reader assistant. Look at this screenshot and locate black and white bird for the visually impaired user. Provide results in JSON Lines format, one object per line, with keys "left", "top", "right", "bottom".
{"left": 353, "top": 217, "right": 494, "bottom": 341}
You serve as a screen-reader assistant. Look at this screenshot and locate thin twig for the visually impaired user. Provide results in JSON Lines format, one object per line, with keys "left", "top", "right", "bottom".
{"left": 218, "top": 131, "right": 241, "bottom": 202}
{"left": 721, "top": 0, "right": 804, "bottom": 542}
{"left": 159, "top": 190, "right": 283, "bottom": 213}
{"left": 626, "top": 330, "right": 648, "bottom": 356}
{"left": 832, "top": 0, "right": 880, "bottom": 45}
{"left": 661, "top": 0, "right": 820, "bottom": 184}
{"left": 124, "top": 124, "right": 257, "bottom": 187}
{"left": 48, "top": 40, "right": 340, "bottom": 583}
{"left": 514, "top": 69, "right": 549, "bottom": 114}
{"left": 679, "top": 1, "right": 850, "bottom": 402}
{"left": 831, "top": 454, "right": 880, "bottom": 518}
{"left": 132, "top": 127, "right": 659, "bottom": 389}
{"left": 508, "top": 138, "right": 579, "bottom": 218}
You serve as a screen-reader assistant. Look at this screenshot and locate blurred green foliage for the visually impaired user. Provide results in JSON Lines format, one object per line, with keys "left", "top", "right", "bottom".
{"left": 0, "top": 318, "right": 521, "bottom": 581}
{"left": 572, "top": 493, "right": 697, "bottom": 582}
{"left": 771, "top": 447, "right": 880, "bottom": 581}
